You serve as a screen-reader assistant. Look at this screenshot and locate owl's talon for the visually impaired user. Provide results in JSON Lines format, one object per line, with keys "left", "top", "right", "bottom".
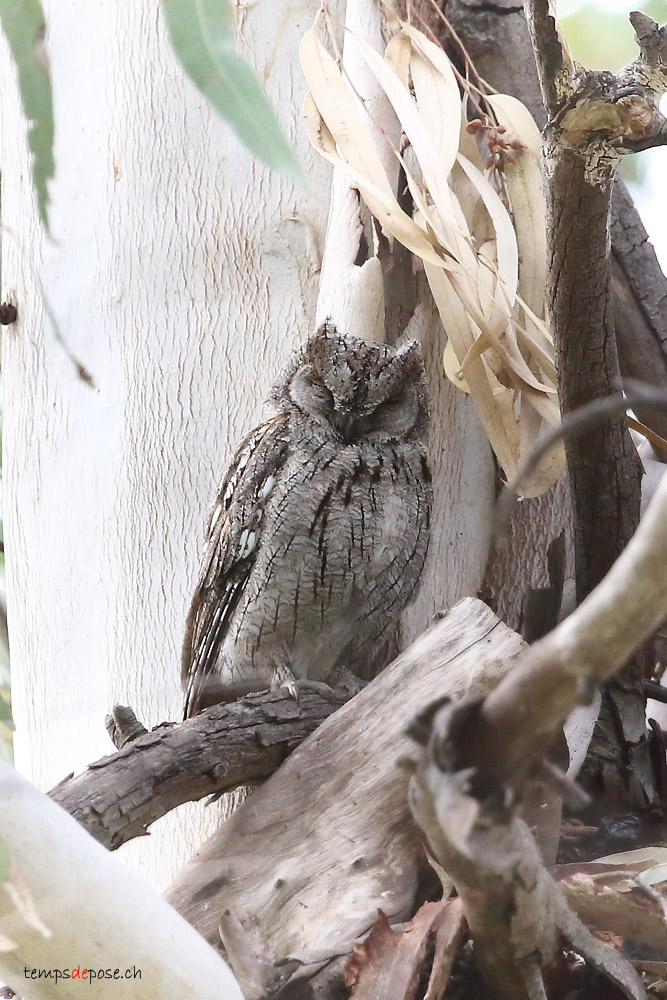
{"left": 281, "top": 678, "right": 339, "bottom": 704}
{"left": 329, "top": 668, "right": 367, "bottom": 699}
{"left": 285, "top": 680, "right": 300, "bottom": 702}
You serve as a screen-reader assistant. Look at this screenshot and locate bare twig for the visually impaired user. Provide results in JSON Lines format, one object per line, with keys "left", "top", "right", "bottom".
{"left": 494, "top": 383, "right": 667, "bottom": 537}
{"left": 523, "top": 0, "right": 573, "bottom": 116}
{"left": 645, "top": 679, "right": 667, "bottom": 704}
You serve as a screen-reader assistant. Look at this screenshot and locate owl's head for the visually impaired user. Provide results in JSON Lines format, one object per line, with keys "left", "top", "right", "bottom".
{"left": 275, "top": 321, "right": 429, "bottom": 444}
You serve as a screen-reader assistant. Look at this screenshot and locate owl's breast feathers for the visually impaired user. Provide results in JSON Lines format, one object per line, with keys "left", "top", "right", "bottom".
{"left": 182, "top": 418, "right": 431, "bottom": 717}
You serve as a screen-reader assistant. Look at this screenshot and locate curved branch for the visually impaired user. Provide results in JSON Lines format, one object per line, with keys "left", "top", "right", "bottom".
{"left": 49, "top": 686, "right": 351, "bottom": 849}
{"left": 445, "top": 448, "right": 667, "bottom": 789}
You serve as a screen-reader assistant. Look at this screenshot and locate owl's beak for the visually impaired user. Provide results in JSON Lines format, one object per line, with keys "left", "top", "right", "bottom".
{"left": 334, "top": 413, "right": 357, "bottom": 444}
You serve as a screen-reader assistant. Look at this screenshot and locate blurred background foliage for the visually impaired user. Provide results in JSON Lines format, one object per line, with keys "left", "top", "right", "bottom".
{"left": 562, "top": 0, "right": 667, "bottom": 69}
{"left": 561, "top": 0, "right": 667, "bottom": 265}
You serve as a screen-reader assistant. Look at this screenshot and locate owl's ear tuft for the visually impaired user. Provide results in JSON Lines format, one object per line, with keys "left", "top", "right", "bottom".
{"left": 394, "top": 339, "right": 424, "bottom": 375}
{"left": 315, "top": 318, "right": 339, "bottom": 340}
{"left": 300, "top": 320, "right": 340, "bottom": 364}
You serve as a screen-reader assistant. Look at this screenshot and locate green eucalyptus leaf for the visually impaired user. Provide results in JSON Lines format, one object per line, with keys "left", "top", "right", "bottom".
{"left": 0, "top": 693, "right": 12, "bottom": 727}
{"left": 0, "top": 0, "right": 54, "bottom": 229}
{"left": 163, "top": 0, "right": 304, "bottom": 183}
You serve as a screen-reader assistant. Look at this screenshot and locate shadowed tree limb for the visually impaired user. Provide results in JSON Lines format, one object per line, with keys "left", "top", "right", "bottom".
{"left": 611, "top": 181, "right": 667, "bottom": 456}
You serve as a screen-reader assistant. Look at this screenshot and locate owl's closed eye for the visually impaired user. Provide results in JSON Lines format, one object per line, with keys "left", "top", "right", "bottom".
{"left": 285, "top": 335, "right": 428, "bottom": 445}
{"left": 357, "top": 390, "right": 421, "bottom": 439}
{"left": 288, "top": 366, "right": 334, "bottom": 419}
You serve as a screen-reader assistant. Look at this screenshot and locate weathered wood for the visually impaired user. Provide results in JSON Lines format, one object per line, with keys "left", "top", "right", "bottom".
{"left": 165, "top": 598, "right": 526, "bottom": 996}
{"left": 409, "top": 711, "right": 645, "bottom": 1000}
{"left": 405, "top": 426, "right": 667, "bottom": 1000}
{"left": 49, "top": 688, "right": 352, "bottom": 850}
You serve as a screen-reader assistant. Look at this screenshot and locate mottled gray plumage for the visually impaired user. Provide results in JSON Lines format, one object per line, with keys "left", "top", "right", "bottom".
{"left": 182, "top": 322, "right": 432, "bottom": 718}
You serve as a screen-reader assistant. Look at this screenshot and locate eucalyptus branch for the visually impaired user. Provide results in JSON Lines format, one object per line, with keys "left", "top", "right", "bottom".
{"left": 522, "top": 3, "right": 667, "bottom": 804}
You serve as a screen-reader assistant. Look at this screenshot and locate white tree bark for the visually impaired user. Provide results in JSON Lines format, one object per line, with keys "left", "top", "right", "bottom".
{"left": 0, "top": 764, "right": 243, "bottom": 1000}
{"left": 0, "top": 0, "right": 343, "bottom": 891}
{"left": 0, "top": 0, "right": 493, "bottom": 898}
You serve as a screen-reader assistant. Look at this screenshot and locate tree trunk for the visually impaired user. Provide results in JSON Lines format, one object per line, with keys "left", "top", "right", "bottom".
{"left": 0, "top": 0, "right": 344, "bottom": 891}
{"left": 0, "top": 0, "right": 498, "bottom": 893}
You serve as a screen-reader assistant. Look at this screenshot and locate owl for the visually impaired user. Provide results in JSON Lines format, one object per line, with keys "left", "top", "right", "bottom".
{"left": 182, "top": 321, "right": 432, "bottom": 718}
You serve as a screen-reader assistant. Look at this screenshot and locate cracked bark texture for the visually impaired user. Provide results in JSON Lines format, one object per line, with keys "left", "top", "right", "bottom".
{"left": 546, "top": 151, "right": 641, "bottom": 600}
{"left": 49, "top": 687, "right": 351, "bottom": 850}
{"left": 544, "top": 148, "right": 647, "bottom": 802}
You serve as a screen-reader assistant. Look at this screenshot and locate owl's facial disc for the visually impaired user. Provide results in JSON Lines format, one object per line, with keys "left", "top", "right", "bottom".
{"left": 282, "top": 327, "right": 428, "bottom": 444}
{"left": 288, "top": 363, "right": 420, "bottom": 443}
{"left": 287, "top": 365, "right": 354, "bottom": 440}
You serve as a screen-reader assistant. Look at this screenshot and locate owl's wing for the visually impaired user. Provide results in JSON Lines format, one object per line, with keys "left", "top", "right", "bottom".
{"left": 182, "top": 413, "right": 291, "bottom": 717}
